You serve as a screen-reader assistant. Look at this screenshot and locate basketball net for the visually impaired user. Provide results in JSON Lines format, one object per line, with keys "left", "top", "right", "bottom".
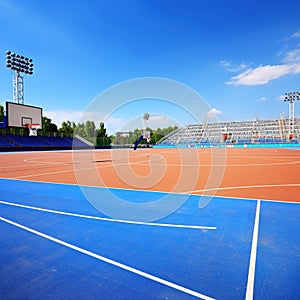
{"left": 26, "top": 124, "right": 41, "bottom": 136}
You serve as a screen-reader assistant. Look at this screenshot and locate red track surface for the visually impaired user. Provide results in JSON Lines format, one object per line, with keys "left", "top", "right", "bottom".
{"left": 0, "top": 148, "right": 299, "bottom": 202}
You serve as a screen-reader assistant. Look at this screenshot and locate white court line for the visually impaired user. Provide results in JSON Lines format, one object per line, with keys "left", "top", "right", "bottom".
{"left": 0, "top": 216, "right": 215, "bottom": 300}
{"left": 23, "top": 156, "right": 300, "bottom": 168}
{"left": 13, "top": 165, "right": 91, "bottom": 179}
{"left": 191, "top": 183, "right": 300, "bottom": 193}
{"left": 14, "top": 157, "right": 161, "bottom": 179}
{"left": 1, "top": 176, "right": 299, "bottom": 205}
{"left": 13, "top": 159, "right": 300, "bottom": 180}
{"left": 0, "top": 162, "right": 53, "bottom": 170}
{"left": 124, "top": 161, "right": 300, "bottom": 167}
{"left": 245, "top": 200, "right": 261, "bottom": 300}
{"left": 0, "top": 200, "right": 216, "bottom": 230}
{"left": 3, "top": 150, "right": 299, "bottom": 180}
{"left": 22, "top": 151, "right": 300, "bottom": 168}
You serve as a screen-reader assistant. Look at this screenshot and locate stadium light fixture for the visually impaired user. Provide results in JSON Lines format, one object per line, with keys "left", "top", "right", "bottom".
{"left": 6, "top": 50, "right": 34, "bottom": 104}
{"left": 142, "top": 112, "right": 150, "bottom": 130}
{"left": 284, "top": 91, "right": 300, "bottom": 137}
{"left": 143, "top": 113, "right": 150, "bottom": 121}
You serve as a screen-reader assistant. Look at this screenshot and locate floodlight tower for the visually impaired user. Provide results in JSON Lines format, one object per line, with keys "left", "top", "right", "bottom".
{"left": 143, "top": 112, "right": 150, "bottom": 129}
{"left": 6, "top": 51, "right": 34, "bottom": 104}
{"left": 284, "top": 91, "right": 300, "bottom": 137}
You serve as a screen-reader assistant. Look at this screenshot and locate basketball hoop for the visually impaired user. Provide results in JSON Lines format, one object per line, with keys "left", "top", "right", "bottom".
{"left": 142, "top": 130, "right": 150, "bottom": 140}
{"left": 25, "top": 123, "right": 41, "bottom": 136}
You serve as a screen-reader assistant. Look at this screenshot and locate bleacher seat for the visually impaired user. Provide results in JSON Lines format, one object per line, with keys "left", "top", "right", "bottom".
{"left": 0, "top": 135, "right": 15, "bottom": 146}
{"left": 158, "top": 118, "right": 300, "bottom": 145}
{"left": 1, "top": 135, "right": 90, "bottom": 148}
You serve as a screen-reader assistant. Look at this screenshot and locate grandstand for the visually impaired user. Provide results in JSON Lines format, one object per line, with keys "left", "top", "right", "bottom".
{"left": 159, "top": 117, "right": 300, "bottom": 145}
{"left": 0, "top": 133, "right": 91, "bottom": 151}
{"left": 1, "top": 99, "right": 300, "bottom": 150}
{"left": 2, "top": 117, "right": 299, "bottom": 151}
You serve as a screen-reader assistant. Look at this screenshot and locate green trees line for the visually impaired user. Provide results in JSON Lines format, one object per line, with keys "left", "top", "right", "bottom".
{"left": 0, "top": 104, "right": 177, "bottom": 146}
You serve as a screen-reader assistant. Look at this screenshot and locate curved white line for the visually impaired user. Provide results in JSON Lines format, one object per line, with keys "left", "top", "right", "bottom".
{"left": 24, "top": 155, "right": 300, "bottom": 168}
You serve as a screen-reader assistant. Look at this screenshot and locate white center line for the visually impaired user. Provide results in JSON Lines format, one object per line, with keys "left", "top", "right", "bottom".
{"left": 0, "top": 216, "right": 215, "bottom": 300}
{"left": 245, "top": 200, "right": 261, "bottom": 300}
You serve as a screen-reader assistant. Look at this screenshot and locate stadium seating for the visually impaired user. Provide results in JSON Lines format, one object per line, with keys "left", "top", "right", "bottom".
{"left": 1, "top": 117, "right": 299, "bottom": 149}
{"left": 159, "top": 118, "right": 300, "bottom": 145}
{"left": 0, "top": 135, "right": 16, "bottom": 146}
{"left": 1, "top": 134, "right": 91, "bottom": 148}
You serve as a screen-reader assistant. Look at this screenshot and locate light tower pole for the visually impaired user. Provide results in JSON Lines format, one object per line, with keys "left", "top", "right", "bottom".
{"left": 284, "top": 92, "right": 300, "bottom": 138}
{"left": 6, "top": 51, "right": 34, "bottom": 104}
{"left": 143, "top": 112, "right": 150, "bottom": 129}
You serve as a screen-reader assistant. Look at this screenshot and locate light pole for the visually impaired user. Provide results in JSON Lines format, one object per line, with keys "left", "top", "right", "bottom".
{"left": 143, "top": 112, "right": 150, "bottom": 130}
{"left": 284, "top": 91, "right": 300, "bottom": 139}
{"left": 6, "top": 51, "right": 34, "bottom": 104}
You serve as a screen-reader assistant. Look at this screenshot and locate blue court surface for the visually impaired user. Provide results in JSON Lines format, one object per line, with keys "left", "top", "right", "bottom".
{"left": 0, "top": 178, "right": 299, "bottom": 299}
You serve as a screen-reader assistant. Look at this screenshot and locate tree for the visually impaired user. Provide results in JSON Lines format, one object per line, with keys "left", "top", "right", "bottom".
{"left": 0, "top": 104, "right": 4, "bottom": 123}
{"left": 41, "top": 116, "right": 58, "bottom": 136}
{"left": 150, "top": 131, "right": 162, "bottom": 144}
{"left": 75, "top": 122, "right": 85, "bottom": 137}
{"left": 98, "top": 122, "right": 107, "bottom": 137}
{"left": 149, "top": 126, "right": 178, "bottom": 144}
{"left": 96, "top": 122, "right": 111, "bottom": 146}
{"left": 59, "top": 121, "right": 74, "bottom": 136}
{"left": 85, "top": 120, "right": 95, "bottom": 139}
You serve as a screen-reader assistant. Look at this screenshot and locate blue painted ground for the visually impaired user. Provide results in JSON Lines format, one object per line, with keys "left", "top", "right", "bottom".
{"left": 0, "top": 178, "right": 299, "bottom": 299}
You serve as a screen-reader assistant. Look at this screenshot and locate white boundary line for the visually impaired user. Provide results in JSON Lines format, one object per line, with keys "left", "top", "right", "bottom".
{"left": 245, "top": 200, "right": 261, "bottom": 300}
{"left": 23, "top": 155, "right": 300, "bottom": 168}
{"left": 1, "top": 150, "right": 300, "bottom": 203}
{"left": 0, "top": 176, "right": 299, "bottom": 205}
{"left": 13, "top": 157, "right": 163, "bottom": 179}
{"left": 0, "top": 216, "right": 215, "bottom": 300}
{"left": 191, "top": 183, "right": 300, "bottom": 193}
{"left": 0, "top": 200, "right": 216, "bottom": 230}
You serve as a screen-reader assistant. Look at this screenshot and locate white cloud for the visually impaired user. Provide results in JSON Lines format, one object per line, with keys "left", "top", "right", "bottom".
{"left": 207, "top": 108, "right": 222, "bottom": 118}
{"left": 44, "top": 110, "right": 82, "bottom": 126}
{"left": 220, "top": 60, "right": 230, "bottom": 67}
{"left": 44, "top": 109, "right": 127, "bottom": 134}
{"left": 258, "top": 97, "right": 267, "bottom": 101}
{"left": 226, "top": 31, "right": 300, "bottom": 86}
{"left": 147, "top": 115, "right": 173, "bottom": 125}
{"left": 226, "top": 64, "right": 299, "bottom": 86}
{"left": 283, "top": 48, "right": 300, "bottom": 64}
{"left": 104, "top": 117, "right": 128, "bottom": 135}
{"left": 220, "top": 60, "right": 247, "bottom": 72}
{"left": 44, "top": 110, "right": 107, "bottom": 127}
{"left": 290, "top": 30, "right": 300, "bottom": 40}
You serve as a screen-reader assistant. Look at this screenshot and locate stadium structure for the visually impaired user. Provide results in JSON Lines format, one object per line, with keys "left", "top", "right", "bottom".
{"left": 1, "top": 51, "right": 299, "bottom": 151}
{"left": 157, "top": 117, "right": 300, "bottom": 147}
{"left": 1, "top": 115, "right": 300, "bottom": 151}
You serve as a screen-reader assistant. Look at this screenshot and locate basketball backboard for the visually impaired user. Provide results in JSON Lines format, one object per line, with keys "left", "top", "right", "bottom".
{"left": 6, "top": 102, "right": 43, "bottom": 129}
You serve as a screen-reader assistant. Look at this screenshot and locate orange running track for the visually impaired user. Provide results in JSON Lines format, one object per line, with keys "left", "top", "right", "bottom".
{"left": 0, "top": 147, "right": 299, "bottom": 202}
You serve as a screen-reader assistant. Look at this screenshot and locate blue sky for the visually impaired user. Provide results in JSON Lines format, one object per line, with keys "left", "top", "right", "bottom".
{"left": 0, "top": 0, "right": 300, "bottom": 134}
